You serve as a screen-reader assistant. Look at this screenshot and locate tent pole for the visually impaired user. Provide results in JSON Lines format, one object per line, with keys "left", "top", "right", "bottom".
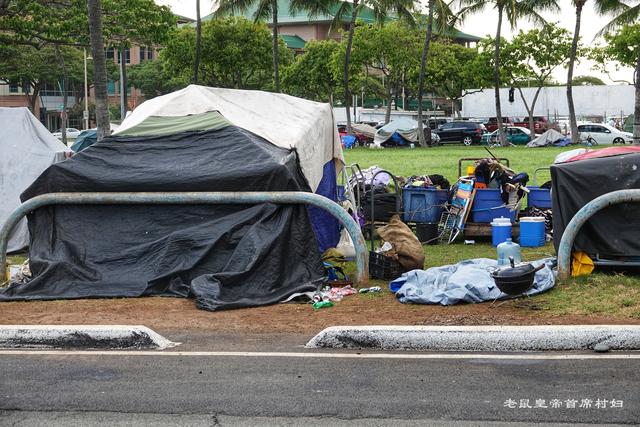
{"left": 557, "top": 189, "right": 640, "bottom": 280}
{"left": 1, "top": 191, "right": 369, "bottom": 286}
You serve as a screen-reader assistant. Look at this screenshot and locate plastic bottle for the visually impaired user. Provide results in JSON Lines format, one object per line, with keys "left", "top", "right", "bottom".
{"left": 312, "top": 301, "right": 334, "bottom": 310}
{"left": 497, "top": 238, "right": 521, "bottom": 266}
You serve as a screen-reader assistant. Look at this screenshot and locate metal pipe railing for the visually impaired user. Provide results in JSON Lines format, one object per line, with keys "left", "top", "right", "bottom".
{"left": 557, "top": 189, "right": 640, "bottom": 280}
{"left": 1, "top": 191, "right": 369, "bottom": 285}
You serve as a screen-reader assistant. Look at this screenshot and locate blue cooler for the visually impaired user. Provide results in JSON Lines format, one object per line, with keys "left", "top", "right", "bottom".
{"left": 519, "top": 217, "right": 545, "bottom": 247}
{"left": 491, "top": 217, "right": 512, "bottom": 247}
{"left": 471, "top": 189, "right": 517, "bottom": 223}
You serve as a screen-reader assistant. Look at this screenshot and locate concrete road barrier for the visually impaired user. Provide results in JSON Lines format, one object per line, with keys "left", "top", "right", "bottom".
{"left": 306, "top": 325, "right": 640, "bottom": 352}
{"left": 0, "top": 325, "right": 177, "bottom": 350}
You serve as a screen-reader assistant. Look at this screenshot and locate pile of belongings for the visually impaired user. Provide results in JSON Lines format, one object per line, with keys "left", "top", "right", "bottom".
{"left": 473, "top": 159, "right": 529, "bottom": 209}
{"left": 527, "top": 129, "right": 571, "bottom": 148}
{"left": 389, "top": 258, "right": 555, "bottom": 305}
{"left": 404, "top": 174, "right": 450, "bottom": 191}
{"left": 350, "top": 166, "right": 400, "bottom": 222}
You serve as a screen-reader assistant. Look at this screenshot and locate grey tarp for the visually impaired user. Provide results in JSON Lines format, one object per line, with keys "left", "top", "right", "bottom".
{"left": 389, "top": 258, "right": 555, "bottom": 305}
{"left": 351, "top": 123, "right": 377, "bottom": 138}
{"left": 527, "top": 129, "right": 565, "bottom": 147}
{"left": 373, "top": 118, "right": 420, "bottom": 146}
{"left": 0, "top": 107, "right": 69, "bottom": 252}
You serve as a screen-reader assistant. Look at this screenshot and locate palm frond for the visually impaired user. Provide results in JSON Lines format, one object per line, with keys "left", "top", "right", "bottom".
{"left": 253, "top": 0, "right": 273, "bottom": 22}
{"left": 455, "top": 1, "right": 488, "bottom": 24}
{"left": 329, "top": 1, "right": 351, "bottom": 32}
{"left": 596, "top": 4, "right": 639, "bottom": 37}
{"left": 289, "top": 0, "right": 338, "bottom": 19}
{"left": 215, "top": 0, "right": 257, "bottom": 16}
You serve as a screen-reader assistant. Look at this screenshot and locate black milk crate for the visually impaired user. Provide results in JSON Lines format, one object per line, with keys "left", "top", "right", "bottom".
{"left": 369, "top": 250, "right": 402, "bottom": 280}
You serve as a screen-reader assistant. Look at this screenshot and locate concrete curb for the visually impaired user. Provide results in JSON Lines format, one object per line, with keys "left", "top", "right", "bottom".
{"left": 305, "top": 325, "right": 640, "bottom": 351}
{"left": 0, "top": 325, "right": 178, "bottom": 350}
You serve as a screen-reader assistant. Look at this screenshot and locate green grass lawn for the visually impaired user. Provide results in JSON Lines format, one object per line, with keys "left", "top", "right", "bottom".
{"left": 343, "top": 145, "right": 640, "bottom": 319}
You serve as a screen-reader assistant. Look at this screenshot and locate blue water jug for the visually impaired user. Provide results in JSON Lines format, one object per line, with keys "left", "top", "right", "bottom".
{"left": 497, "top": 238, "right": 521, "bottom": 266}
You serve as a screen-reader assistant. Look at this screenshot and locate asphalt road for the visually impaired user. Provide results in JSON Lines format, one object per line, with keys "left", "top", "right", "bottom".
{"left": 1, "top": 350, "right": 638, "bottom": 425}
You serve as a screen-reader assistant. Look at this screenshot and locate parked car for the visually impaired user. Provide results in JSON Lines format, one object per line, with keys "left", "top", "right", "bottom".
{"left": 424, "top": 117, "right": 451, "bottom": 130}
{"left": 52, "top": 128, "right": 81, "bottom": 140}
{"left": 434, "top": 121, "right": 486, "bottom": 146}
{"left": 576, "top": 122, "right": 633, "bottom": 145}
{"left": 481, "top": 126, "right": 531, "bottom": 145}
{"left": 484, "top": 117, "right": 515, "bottom": 133}
{"left": 512, "top": 116, "right": 550, "bottom": 134}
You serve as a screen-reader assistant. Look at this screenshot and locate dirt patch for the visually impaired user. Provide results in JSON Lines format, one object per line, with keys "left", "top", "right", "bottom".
{"left": 1, "top": 291, "right": 638, "bottom": 334}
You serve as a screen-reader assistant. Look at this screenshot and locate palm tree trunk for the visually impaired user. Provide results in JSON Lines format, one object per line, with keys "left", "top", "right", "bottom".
{"left": 55, "top": 46, "right": 68, "bottom": 146}
{"left": 271, "top": 0, "right": 280, "bottom": 92}
{"left": 494, "top": 5, "right": 507, "bottom": 146}
{"left": 634, "top": 53, "right": 640, "bottom": 145}
{"left": 193, "top": 0, "right": 201, "bottom": 84}
{"left": 384, "top": 83, "right": 392, "bottom": 124}
{"left": 344, "top": 0, "right": 359, "bottom": 134}
{"left": 567, "top": 2, "right": 583, "bottom": 144}
{"left": 119, "top": 45, "right": 128, "bottom": 121}
{"left": 87, "top": 0, "right": 110, "bottom": 141}
{"left": 417, "top": 0, "right": 434, "bottom": 147}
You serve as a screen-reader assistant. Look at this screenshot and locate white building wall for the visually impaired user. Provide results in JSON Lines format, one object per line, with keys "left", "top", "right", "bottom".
{"left": 462, "top": 85, "right": 635, "bottom": 119}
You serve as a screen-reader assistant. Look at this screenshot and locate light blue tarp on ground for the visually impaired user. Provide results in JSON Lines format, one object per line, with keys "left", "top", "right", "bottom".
{"left": 389, "top": 258, "right": 555, "bottom": 305}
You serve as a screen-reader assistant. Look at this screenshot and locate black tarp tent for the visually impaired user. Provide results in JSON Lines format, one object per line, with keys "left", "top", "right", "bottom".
{"left": 552, "top": 151, "right": 640, "bottom": 263}
{"left": 0, "top": 86, "right": 344, "bottom": 310}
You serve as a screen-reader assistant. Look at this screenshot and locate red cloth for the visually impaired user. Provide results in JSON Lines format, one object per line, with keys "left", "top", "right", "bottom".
{"left": 567, "top": 146, "right": 640, "bottom": 162}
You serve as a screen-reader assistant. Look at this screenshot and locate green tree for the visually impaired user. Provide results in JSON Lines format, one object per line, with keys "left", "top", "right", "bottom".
{"left": 572, "top": 75, "right": 606, "bottom": 85}
{"left": 458, "top": 0, "right": 560, "bottom": 146}
{"left": 418, "top": 41, "right": 493, "bottom": 117}
{"left": 349, "top": 22, "right": 421, "bottom": 124}
{"left": 416, "top": 0, "right": 454, "bottom": 146}
{"left": 127, "top": 58, "right": 187, "bottom": 98}
{"left": 501, "top": 23, "right": 573, "bottom": 134}
{"left": 216, "top": 0, "right": 335, "bottom": 93}
{"left": 281, "top": 39, "right": 342, "bottom": 103}
{"left": 163, "top": 17, "right": 291, "bottom": 90}
{"left": 332, "top": 0, "right": 415, "bottom": 133}
{"left": 591, "top": 22, "right": 640, "bottom": 144}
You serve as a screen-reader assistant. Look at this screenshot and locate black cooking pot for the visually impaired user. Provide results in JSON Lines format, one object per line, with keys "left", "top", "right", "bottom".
{"left": 491, "top": 257, "right": 545, "bottom": 295}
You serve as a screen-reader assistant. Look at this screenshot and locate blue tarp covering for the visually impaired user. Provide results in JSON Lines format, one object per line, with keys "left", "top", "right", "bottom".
{"left": 71, "top": 129, "right": 98, "bottom": 152}
{"left": 390, "top": 258, "right": 555, "bottom": 305}
{"left": 308, "top": 160, "right": 340, "bottom": 252}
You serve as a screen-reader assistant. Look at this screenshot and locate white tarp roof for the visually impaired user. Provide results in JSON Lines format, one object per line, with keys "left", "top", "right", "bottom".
{"left": 0, "top": 107, "right": 69, "bottom": 252}
{"left": 373, "top": 117, "right": 420, "bottom": 146}
{"left": 115, "top": 85, "right": 344, "bottom": 191}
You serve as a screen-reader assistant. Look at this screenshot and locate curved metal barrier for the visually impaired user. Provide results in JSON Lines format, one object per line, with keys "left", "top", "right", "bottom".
{"left": 1, "top": 191, "right": 369, "bottom": 285}
{"left": 557, "top": 189, "right": 640, "bottom": 280}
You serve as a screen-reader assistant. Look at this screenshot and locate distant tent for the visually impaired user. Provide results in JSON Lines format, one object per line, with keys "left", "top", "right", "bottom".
{"left": 351, "top": 122, "right": 377, "bottom": 139}
{"left": 0, "top": 107, "right": 69, "bottom": 252}
{"left": 0, "top": 87, "right": 343, "bottom": 311}
{"left": 527, "top": 129, "right": 566, "bottom": 147}
{"left": 373, "top": 118, "right": 420, "bottom": 147}
{"left": 71, "top": 129, "right": 97, "bottom": 152}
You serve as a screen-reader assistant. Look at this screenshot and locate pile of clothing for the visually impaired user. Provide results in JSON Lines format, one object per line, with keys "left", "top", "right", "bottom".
{"left": 473, "top": 159, "right": 529, "bottom": 208}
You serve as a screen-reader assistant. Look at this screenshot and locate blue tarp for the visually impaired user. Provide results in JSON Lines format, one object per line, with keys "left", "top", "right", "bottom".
{"left": 389, "top": 258, "right": 555, "bottom": 305}
{"left": 71, "top": 129, "right": 97, "bottom": 152}
{"left": 308, "top": 160, "right": 340, "bottom": 252}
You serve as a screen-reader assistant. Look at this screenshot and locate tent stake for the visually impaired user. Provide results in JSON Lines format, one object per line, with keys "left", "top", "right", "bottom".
{"left": 1, "top": 191, "right": 369, "bottom": 286}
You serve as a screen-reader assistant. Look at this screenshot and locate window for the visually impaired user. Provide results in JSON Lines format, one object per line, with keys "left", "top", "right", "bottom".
{"left": 592, "top": 126, "right": 607, "bottom": 133}
{"left": 147, "top": 48, "right": 154, "bottom": 60}
{"left": 106, "top": 47, "right": 115, "bottom": 61}
{"left": 441, "top": 123, "right": 453, "bottom": 130}
{"left": 107, "top": 80, "right": 116, "bottom": 95}
{"left": 139, "top": 47, "right": 146, "bottom": 62}
{"left": 117, "top": 48, "right": 130, "bottom": 64}
{"left": 578, "top": 125, "right": 589, "bottom": 132}
{"left": 9, "top": 83, "right": 19, "bottom": 93}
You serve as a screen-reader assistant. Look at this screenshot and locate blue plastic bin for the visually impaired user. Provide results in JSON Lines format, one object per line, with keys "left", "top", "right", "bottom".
{"left": 470, "top": 189, "right": 517, "bottom": 223}
{"left": 403, "top": 187, "right": 449, "bottom": 223}
{"left": 527, "top": 187, "right": 552, "bottom": 209}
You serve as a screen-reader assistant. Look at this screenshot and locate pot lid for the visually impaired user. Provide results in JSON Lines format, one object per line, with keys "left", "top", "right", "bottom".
{"left": 492, "top": 262, "right": 537, "bottom": 278}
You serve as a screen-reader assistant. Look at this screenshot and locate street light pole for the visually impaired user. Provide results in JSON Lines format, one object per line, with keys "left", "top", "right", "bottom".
{"left": 83, "top": 48, "right": 89, "bottom": 130}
